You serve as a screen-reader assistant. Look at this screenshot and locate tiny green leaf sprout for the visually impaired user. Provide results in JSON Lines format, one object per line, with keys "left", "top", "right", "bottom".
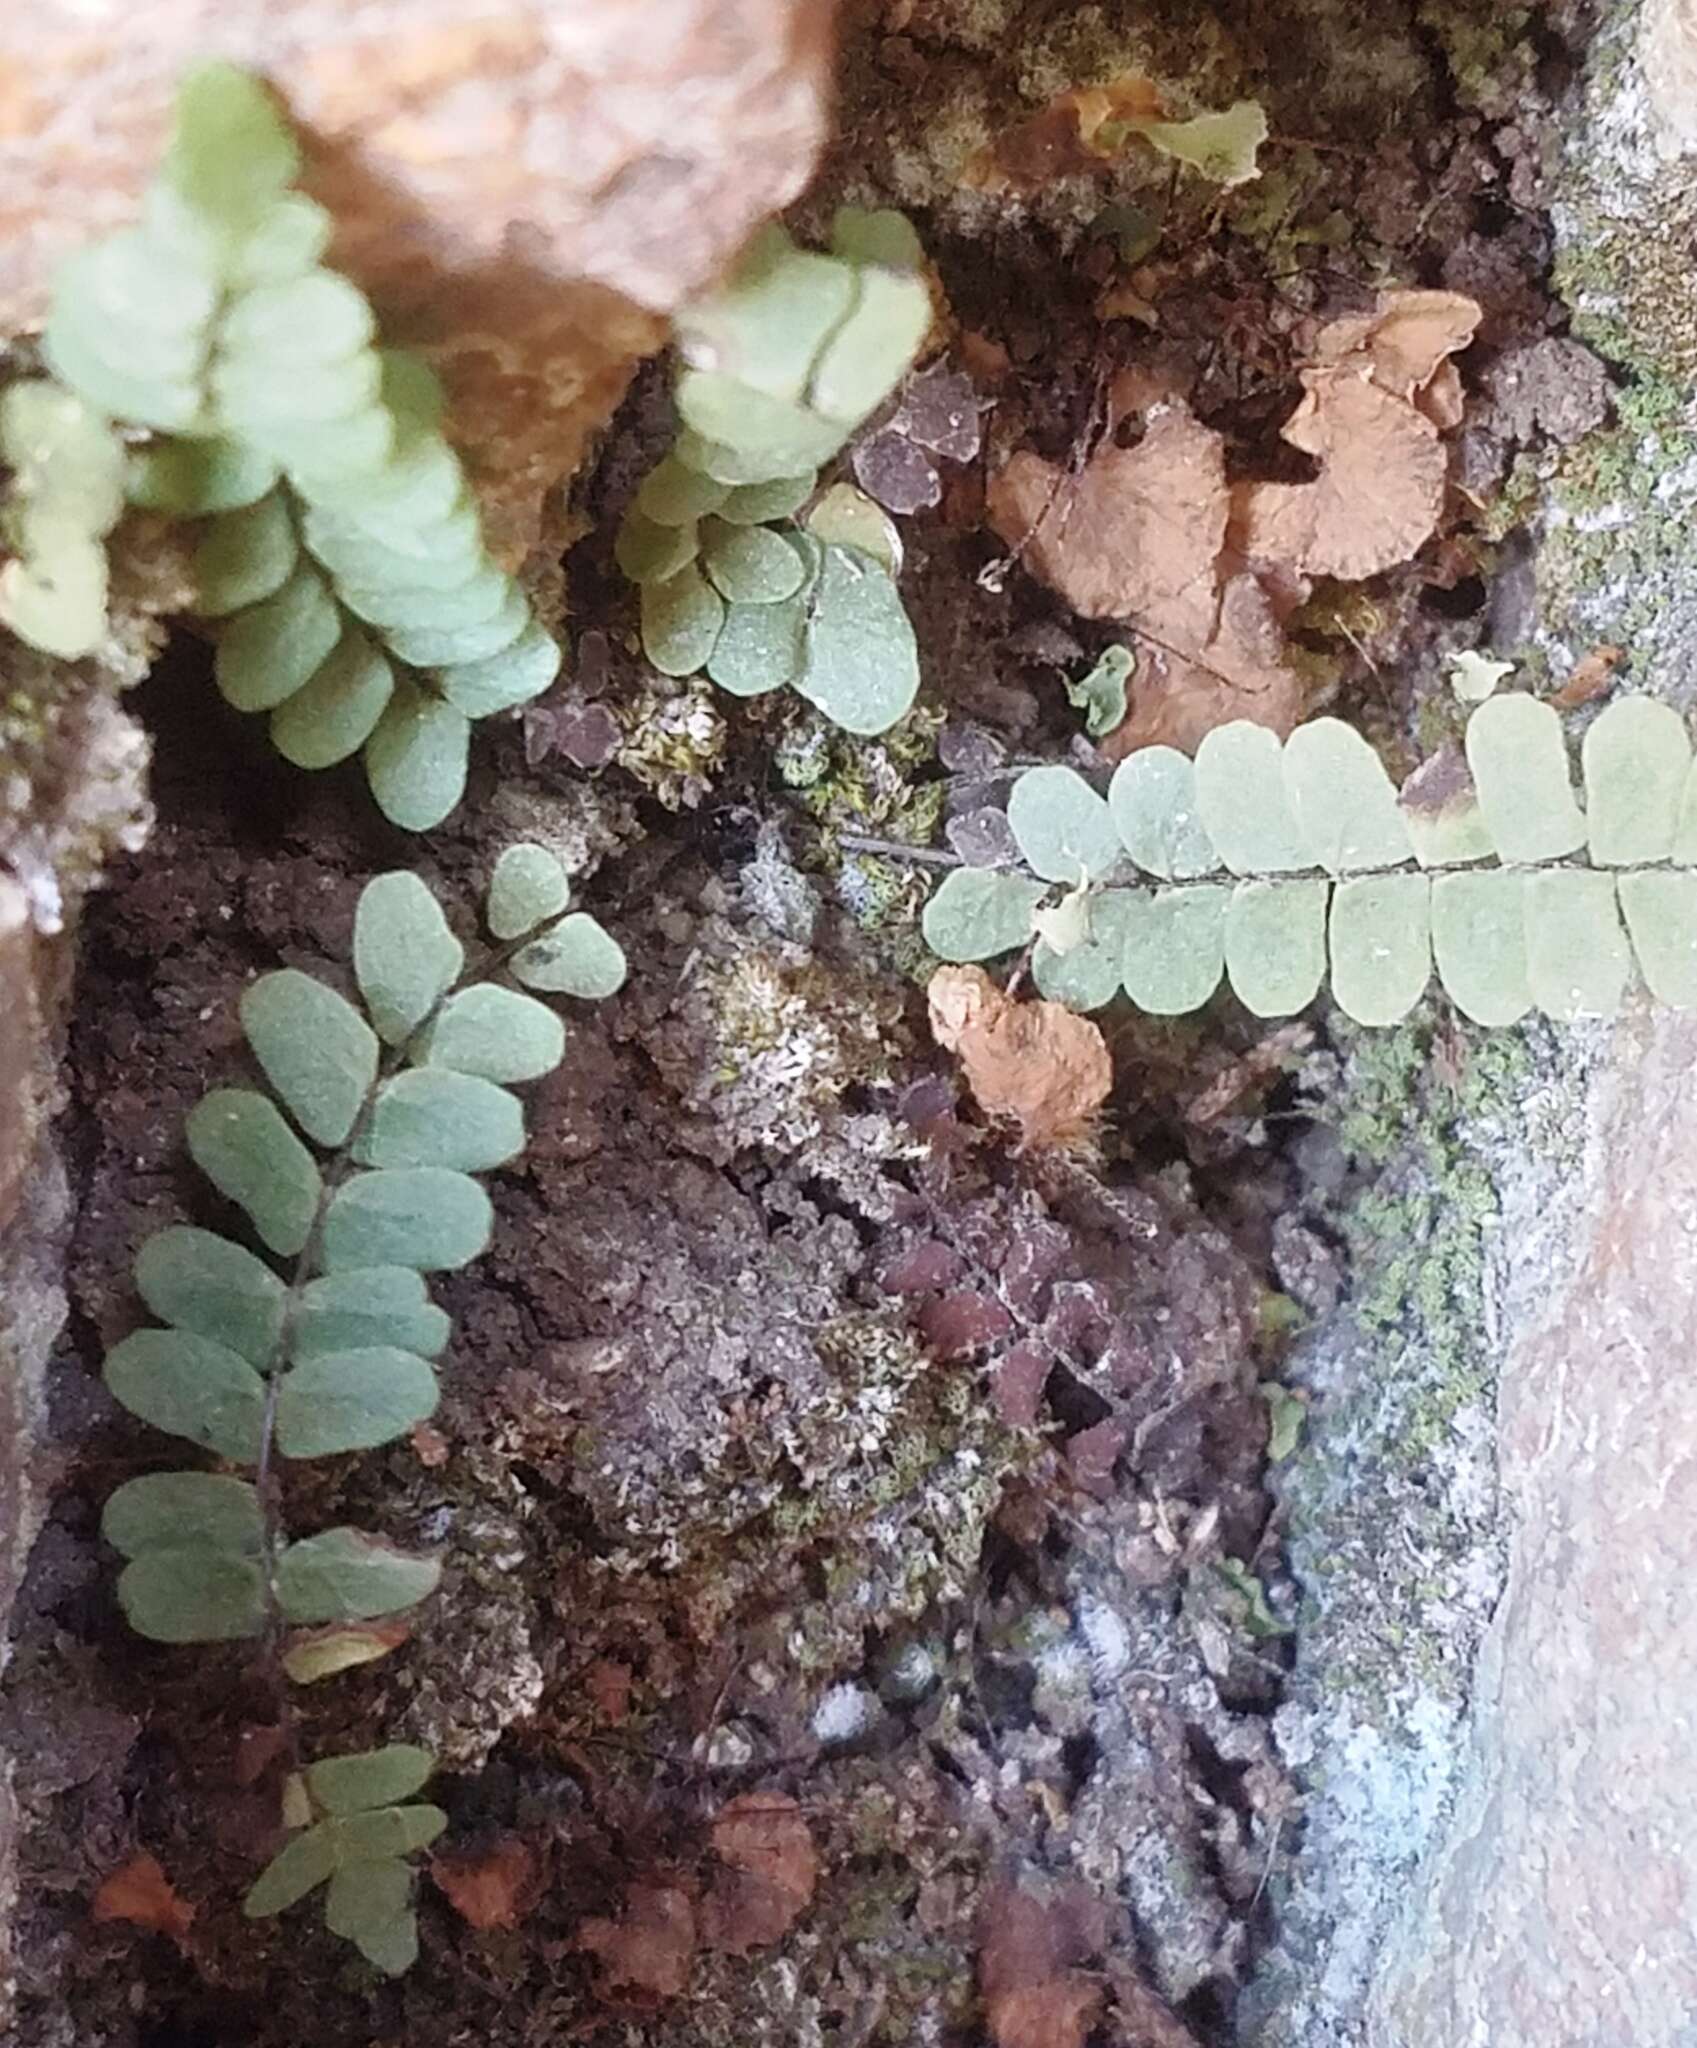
{"left": 619, "top": 212, "right": 931, "bottom": 736}
{"left": 42, "top": 63, "right": 558, "bottom": 828}
{"left": 99, "top": 846, "right": 625, "bottom": 1973}
{"left": 922, "top": 693, "right": 1697, "bottom": 1026}
{"left": 243, "top": 1744, "right": 446, "bottom": 1975}
{"left": 0, "top": 379, "right": 127, "bottom": 658}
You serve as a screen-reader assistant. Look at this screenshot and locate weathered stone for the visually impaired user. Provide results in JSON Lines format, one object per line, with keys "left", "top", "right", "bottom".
{"left": 1643, "top": 0, "right": 1697, "bottom": 155}
{"left": 1246, "top": 6, "right": 1697, "bottom": 2042}
{"left": 1373, "top": 1010, "right": 1697, "bottom": 2046}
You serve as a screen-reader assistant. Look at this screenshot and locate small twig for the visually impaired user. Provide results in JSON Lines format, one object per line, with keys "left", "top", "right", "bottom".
{"left": 837, "top": 833, "right": 965, "bottom": 868}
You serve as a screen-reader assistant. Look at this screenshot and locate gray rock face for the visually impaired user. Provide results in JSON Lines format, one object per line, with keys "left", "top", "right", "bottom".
{"left": 1373, "top": 1012, "right": 1697, "bottom": 2045}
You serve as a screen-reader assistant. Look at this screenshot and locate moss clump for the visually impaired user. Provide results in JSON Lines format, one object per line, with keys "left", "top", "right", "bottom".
{"left": 614, "top": 671, "right": 727, "bottom": 809}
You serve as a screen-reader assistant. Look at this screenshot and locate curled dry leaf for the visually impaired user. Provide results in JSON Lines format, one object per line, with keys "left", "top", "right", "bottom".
{"left": 576, "top": 1882, "right": 697, "bottom": 1999}
{"left": 986, "top": 388, "right": 1303, "bottom": 754}
{"left": 92, "top": 1852, "right": 195, "bottom": 1944}
{"left": 431, "top": 1836, "right": 539, "bottom": 1930}
{"left": 699, "top": 1792, "right": 819, "bottom": 1954}
{"left": 1234, "top": 289, "right": 1482, "bottom": 581}
{"left": 1311, "top": 289, "right": 1483, "bottom": 400}
{"left": 928, "top": 966, "right": 1111, "bottom": 1151}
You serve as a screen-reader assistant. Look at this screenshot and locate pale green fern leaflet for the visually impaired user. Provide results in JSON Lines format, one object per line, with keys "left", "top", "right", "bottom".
{"left": 923, "top": 694, "right": 1697, "bottom": 1026}
{"left": 620, "top": 214, "right": 931, "bottom": 735}
{"left": 42, "top": 63, "right": 555, "bottom": 827}
{"left": 99, "top": 846, "right": 623, "bottom": 1971}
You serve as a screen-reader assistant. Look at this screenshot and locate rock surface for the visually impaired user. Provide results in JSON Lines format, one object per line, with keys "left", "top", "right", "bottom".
{"left": 1374, "top": 1011, "right": 1697, "bottom": 2045}
{"left": 1247, "top": 5, "right": 1697, "bottom": 2042}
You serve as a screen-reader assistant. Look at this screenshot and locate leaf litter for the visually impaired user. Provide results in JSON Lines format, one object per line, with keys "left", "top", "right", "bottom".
{"left": 986, "top": 291, "right": 1481, "bottom": 757}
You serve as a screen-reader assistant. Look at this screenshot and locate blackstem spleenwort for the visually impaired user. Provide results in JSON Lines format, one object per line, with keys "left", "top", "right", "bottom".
{"left": 100, "top": 847, "right": 624, "bottom": 1971}
{"left": 924, "top": 692, "right": 1697, "bottom": 1026}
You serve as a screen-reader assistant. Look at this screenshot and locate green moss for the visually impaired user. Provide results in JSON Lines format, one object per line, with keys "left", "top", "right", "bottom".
{"left": 1415, "top": 0, "right": 1534, "bottom": 110}
{"left": 614, "top": 672, "right": 727, "bottom": 809}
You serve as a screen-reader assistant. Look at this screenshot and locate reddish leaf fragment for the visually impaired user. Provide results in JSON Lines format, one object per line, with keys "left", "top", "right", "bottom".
{"left": 585, "top": 1657, "right": 634, "bottom": 1725}
{"left": 986, "top": 1976, "right": 1105, "bottom": 2048}
{"left": 920, "top": 1290, "right": 1015, "bottom": 1358}
{"left": 1548, "top": 642, "right": 1625, "bottom": 709}
{"left": 93, "top": 1853, "right": 195, "bottom": 1944}
{"left": 979, "top": 1878, "right": 1107, "bottom": 2048}
{"left": 577, "top": 1883, "right": 696, "bottom": 1999}
{"left": 431, "top": 1837, "right": 539, "bottom": 1930}
{"left": 699, "top": 1793, "right": 819, "bottom": 1956}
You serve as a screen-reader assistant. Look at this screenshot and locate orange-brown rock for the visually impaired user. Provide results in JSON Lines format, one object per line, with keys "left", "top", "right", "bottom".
{"left": 0, "top": 1, "right": 840, "bottom": 558}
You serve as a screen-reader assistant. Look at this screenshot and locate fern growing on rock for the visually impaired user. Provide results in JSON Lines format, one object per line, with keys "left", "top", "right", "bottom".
{"left": 99, "top": 846, "right": 624, "bottom": 1971}
{"left": 41, "top": 63, "right": 556, "bottom": 828}
{"left": 923, "top": 693, "right": 1697, "bottom": 1025}
{"left": 619, "top": 214, "right": 931, "bottom": 735}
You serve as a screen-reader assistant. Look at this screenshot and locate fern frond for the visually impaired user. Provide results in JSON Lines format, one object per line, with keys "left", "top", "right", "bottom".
{"left": 620, "top": 215, "right": 930, "bottom": 735}
{"left": 43, "top": 64, "right": 557, "bottom": 828}
{"left": 98, "top": 849, "right": 626, "bottom": 1970}
{"left": 923, "top": 694, "right": 1697, "bottom": 1026}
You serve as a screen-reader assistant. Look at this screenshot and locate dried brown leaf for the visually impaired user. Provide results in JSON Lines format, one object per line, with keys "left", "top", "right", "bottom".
{"left": 986, "top": 403, "right": 1226, "bottom": 623}
{"left": 1548, "top": 642, "right": 1625, "bottom": 709}
{"left": 979, "top": 1880, "right": 1108, "bottom": 2048}
{"left": 699, "top": 1793, "right": 818, "bottom": 1955}
{"left": 987, "top": 395, "right": 1302, "bottom": 752}
{"left": 1234, "top": 289, "right": 1480, "bottom": 581}
{"left": 1313, "top": 289, "right": 1482, "bottom": 399}
{"left": 431, "top": 1837, "right": 539, "bottom": 1930}
{"left": 971, "top": 75, "right": 1167, "bottom": 191}
{"left": 1100, "top": 571, "right": 1303, "bottom": 757}
{"left": 1234, "top": 371, "right": 1446, "bottom": 580}
{"left": 987, "top": 1976, "right": 1106, "bottom": 2048}
{"left": 928, "top": 967, "right": 1111, "bottom": 1151}
{"left": 577, "top": 1883, "right": 696, "bottom": 1999}
{"left": 92, "top": 1852, "right": 194, "bottom": 1944}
